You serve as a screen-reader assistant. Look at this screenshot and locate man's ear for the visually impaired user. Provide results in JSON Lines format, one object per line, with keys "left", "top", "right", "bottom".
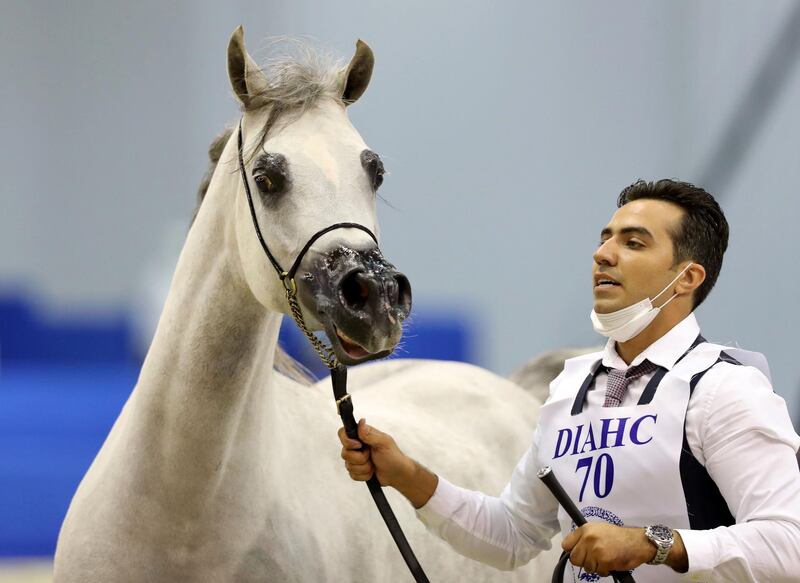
{"left": 339, "top": 39, "right": 374, "bottom": 105}
{"left": 676, "top": 262, "right": 706, "bottom": 297}
{"left": 227, "top": 26, "right": 269, "bottom": 107}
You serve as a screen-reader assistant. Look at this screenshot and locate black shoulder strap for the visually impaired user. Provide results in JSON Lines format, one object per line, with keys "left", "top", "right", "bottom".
{"left": 570, "top": 360, "right": 605, "bottom": 416}
{"left": 679, "top": 351, "right": 739, "bottom": 529}
{"left": 637, "top": 334, "right": 706, "bottom": 405}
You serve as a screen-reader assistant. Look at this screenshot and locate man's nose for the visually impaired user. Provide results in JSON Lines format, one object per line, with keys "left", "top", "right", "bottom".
{"left": 593, "top": 239, "right": 617, "bottom": 266}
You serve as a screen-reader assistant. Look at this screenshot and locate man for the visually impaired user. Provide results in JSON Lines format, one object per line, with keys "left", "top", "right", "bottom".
{"left": 339, "top": 179, "right": 800, "bottom": 582}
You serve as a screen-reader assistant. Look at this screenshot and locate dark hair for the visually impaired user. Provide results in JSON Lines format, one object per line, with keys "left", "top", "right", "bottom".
{"left": 617, "top": 179, "right": 729, "bottom": 308}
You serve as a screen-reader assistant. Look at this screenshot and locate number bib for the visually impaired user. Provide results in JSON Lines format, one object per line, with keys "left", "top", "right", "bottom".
{"left": 537, "top": 343, "right": 734, "bottom": 583}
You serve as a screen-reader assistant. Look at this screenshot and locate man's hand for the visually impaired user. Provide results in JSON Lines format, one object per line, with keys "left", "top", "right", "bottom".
{"left": 562, "top": 524, "right": 687, "bottom": 576}
{"left": 338, "top": 419, "right": 438, "bottom": 508}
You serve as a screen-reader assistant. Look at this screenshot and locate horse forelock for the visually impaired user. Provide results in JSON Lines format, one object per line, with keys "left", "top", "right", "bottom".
{"left": 241, "top": 38, "right": 344, "bottom": 114}
{"left": 237, "top": 39, "right": 348, "bottom": 167}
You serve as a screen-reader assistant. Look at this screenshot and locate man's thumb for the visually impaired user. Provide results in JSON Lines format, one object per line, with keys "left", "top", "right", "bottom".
{"left": 357, "top": 418, "right": 383, "bottom": 445}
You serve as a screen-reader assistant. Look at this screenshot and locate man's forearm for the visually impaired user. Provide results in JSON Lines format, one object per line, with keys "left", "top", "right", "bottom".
{"left": 394, "top": 458, "right": 439, "bottom": 509}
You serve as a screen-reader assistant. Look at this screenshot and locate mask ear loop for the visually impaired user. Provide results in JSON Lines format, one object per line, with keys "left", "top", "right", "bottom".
{"left": 651, "top": 262, "right": 694, "bottom": 307}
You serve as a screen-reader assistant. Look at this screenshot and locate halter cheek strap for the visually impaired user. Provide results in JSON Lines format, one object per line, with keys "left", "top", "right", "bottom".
{"left": 237, "top": 120, "right": 378, "bottom": 295}
{"left": 238, "top": 119, "right": 379, "bottom": 368}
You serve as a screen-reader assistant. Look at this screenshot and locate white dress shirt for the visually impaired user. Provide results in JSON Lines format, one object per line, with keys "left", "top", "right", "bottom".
{"left": 416, "top": 313, "right": 800, "bottom": 582}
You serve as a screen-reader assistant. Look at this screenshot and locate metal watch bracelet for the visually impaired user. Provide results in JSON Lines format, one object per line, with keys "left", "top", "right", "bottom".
{"left": 645, "top": 524, "right": 674, "bottom": 565}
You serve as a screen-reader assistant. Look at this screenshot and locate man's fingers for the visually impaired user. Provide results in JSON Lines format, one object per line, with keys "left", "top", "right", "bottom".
{"left": 562, "top": 527, "right": 581, "bottom": 552}
{"left": 569, "top": 545, "right": 587, "bottom": 569}
{"left": 344, "top": 460, "right": 374, "bottom": 481}
{"left": 337, "top": 427, "right": 363, "bottom": 450}
{"left": 346, "top": 460, "right": 373, "bottom": 474}
{"left": 341, "top": 448, "right": 370, "bottom": 464}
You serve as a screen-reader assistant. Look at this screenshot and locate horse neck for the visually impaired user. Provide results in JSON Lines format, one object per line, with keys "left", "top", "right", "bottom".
{"left": 132, "top": 155, "right": 284, "bottom": 505}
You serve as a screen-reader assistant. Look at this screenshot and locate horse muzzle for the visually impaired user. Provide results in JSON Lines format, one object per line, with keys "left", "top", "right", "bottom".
{"left": 302, "top": 246, "right": 412, "bottom": 365}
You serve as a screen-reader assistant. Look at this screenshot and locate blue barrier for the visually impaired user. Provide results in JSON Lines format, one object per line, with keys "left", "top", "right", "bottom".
{"left": 0, "top": 293, "right": 475, "bottom": 557}
{"left": 0, "top": 293, "right": 136, "bottom": 365}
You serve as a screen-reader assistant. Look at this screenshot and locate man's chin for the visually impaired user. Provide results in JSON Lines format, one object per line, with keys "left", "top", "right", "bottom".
{"left": 593, "top": 300, "right": 621, "bottom": 315}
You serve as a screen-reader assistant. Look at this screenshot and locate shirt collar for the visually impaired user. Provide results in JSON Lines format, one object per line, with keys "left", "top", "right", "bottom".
{"left": 601, "top": 312, "right": 701, "bottom": 370}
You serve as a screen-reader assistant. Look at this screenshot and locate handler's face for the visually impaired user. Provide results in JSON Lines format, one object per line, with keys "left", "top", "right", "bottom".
{"left": 592, "top": 199, "right": 685, "bottom": 314}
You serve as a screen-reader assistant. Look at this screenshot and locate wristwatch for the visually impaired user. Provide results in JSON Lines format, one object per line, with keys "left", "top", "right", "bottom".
{"left": 644, "top": 524, "right": 674, "bottom": 565}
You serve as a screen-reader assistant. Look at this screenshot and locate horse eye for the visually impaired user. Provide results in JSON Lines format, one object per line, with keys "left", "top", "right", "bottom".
{"left": 252, "top": 153, "right": 289, "bottom": 195}
{"left": 254, "top": 173, "right": 284, "bottom": 194}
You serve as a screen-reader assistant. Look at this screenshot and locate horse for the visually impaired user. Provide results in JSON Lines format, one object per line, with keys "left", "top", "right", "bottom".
{"left": 53, "top": 26, "right": 561, "bottom": 582}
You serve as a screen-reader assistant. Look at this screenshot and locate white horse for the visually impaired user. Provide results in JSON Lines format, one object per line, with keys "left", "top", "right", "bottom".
{"left": 54, "top": 27, "right": 561, "bottom": 582}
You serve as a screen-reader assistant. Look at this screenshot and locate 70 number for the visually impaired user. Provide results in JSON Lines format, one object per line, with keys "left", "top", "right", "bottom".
{"left": 575, "top": 454, "right": 614, "bottom": 502}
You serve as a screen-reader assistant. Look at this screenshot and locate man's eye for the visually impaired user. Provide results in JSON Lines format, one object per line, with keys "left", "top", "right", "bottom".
{"left": 627, "top": 240, "right": 643, "bottom": 248}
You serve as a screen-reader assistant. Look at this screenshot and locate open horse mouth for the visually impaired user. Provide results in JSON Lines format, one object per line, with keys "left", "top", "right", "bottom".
{"left": 302, "top": 246, "right": 412, "bottom": 366}
{"left": 333, "top": 326, "right": 375, "bottom": 361}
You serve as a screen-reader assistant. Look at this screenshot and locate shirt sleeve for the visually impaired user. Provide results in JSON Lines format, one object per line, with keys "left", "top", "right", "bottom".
{"left": 414, "top": 426, "right": 560, "bottom": 571}
{"left": 677, "top": 364, "right": 800, "bottom": 583}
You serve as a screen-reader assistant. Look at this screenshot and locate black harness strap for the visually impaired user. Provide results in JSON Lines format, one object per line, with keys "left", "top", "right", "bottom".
{"left": 637, "top": 335, "right": 705, "bottom": 405}
{"left": 570, "top": 360, "right": 605, "bottom": 416}
{"left": 679, "top": 352, "right": 739, "bottom": 530}
{"left": 237, "top": 121, "right": 284, "bottom": 277}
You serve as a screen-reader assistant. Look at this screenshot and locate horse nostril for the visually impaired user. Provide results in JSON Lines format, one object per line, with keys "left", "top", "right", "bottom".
{"left": 394, "top": 274, "right": 412, "bottom": 313}
{"left": 341, "top": 271, "right": 369, "bottom": 310}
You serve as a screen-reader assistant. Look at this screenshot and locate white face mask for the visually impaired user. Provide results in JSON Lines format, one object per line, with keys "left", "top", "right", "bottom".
{"left": 590, "top": 263, "right": 693, "bottom": 342}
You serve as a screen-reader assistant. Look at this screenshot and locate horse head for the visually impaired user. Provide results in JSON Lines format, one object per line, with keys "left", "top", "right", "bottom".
{"left": 226, "top": 27, "right": 411, "bottom": 366}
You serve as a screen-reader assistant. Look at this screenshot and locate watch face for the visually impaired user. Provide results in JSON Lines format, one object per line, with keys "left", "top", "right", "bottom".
{"left": 649, "top": 525, "right": 673, "bottom": 543}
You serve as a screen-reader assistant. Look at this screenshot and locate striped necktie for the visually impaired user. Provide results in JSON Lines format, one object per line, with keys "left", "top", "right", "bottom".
{"left": 603, "top": 359, "right": 659, "bottom": 407}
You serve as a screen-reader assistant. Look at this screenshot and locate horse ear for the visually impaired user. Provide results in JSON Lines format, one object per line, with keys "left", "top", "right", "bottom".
{"left": 227, "top": 26, "right": 269, "bottom": 107}
{"left": 340, "top": 40, "right": 374, "bottom": 105}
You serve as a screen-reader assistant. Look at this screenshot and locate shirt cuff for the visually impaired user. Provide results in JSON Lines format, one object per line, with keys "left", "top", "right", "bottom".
{"left": 415, "top": 476, "right": 464, "bottom": 522}
{"left": 676, "top": 528, "right": 716, "bottom": 581}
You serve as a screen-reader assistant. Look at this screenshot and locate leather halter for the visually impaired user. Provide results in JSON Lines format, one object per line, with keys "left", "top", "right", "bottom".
{"left": 237, "top": 119, "right": 378, "bottom": 297}
{"left": 237, "top": 119, "right": 430, "bottom": 582}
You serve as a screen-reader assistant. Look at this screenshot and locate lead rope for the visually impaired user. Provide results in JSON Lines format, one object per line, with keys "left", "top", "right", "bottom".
{"left": 539, "top": 467, "right": 635, "bottom": 583}
{"left": 238, "top": 120, "right": 430, "bottom": 582}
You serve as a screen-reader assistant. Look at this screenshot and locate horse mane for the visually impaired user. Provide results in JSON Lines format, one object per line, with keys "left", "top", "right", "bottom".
{"left": 194, "top": 127, "right": 234, "bottom": 218}
{"left": 194, "top": 126, "right": 316, "bottom": 386}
